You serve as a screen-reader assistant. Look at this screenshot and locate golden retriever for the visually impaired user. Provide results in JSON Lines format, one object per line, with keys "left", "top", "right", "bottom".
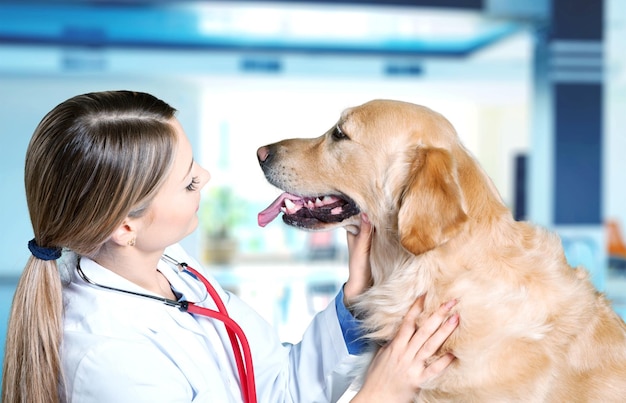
{"left": 256, "top": 99, "right": 626, "bottom": 402}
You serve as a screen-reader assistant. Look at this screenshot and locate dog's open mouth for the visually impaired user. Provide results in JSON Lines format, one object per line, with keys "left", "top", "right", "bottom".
{"left": 258, "top": 192, "right": 360, "bottom": 230}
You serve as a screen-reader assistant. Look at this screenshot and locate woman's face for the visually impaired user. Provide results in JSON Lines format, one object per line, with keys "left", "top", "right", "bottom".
{"left": 135, "top": 118, "right": 210, "bottom": 252}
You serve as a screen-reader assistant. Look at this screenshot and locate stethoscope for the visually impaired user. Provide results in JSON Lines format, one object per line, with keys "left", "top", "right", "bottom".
{"left": 76, "top": 254, "right": 257, "bottom": 403}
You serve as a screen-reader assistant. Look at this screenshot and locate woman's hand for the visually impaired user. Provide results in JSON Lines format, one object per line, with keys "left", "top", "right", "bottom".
{"left": 351, "top": 296, "right": 459, "bottom": 403}
{"left": 344, "top": 214, "right": 374, "bottom": 306}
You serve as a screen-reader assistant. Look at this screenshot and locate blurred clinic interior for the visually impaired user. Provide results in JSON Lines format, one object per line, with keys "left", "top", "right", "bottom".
{"left": 0, "top": 0, "right": 625, "bottom": 368}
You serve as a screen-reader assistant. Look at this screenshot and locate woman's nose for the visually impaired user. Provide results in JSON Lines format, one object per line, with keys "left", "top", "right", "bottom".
{"left": 200, "top": 166, "right": 211, "bottom": 189}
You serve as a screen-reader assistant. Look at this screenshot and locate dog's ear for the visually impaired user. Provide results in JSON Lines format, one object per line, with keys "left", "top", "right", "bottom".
{"left": 398, "top": 147, "right": 468, "bottom": 255}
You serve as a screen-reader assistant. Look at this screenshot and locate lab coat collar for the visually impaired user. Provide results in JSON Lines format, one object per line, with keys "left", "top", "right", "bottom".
{"left": 72, "top": 252, "right": 226, "bottom": 342}
{"left": 74, "top": 252, "right": 210, "bottom": 307}
{"left": 157, "top": 258, "right": 214, "bottom": 307}
{"left": 75, "top": 256, "right": 158, "bottom": 297}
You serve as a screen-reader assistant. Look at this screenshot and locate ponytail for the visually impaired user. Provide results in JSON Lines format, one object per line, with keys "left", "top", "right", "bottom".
{"left": 2, "top": 257, "right": 64, "bottom": 403}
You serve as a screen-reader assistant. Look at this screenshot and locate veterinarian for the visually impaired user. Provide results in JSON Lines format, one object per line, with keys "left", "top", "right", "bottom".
{"left": 2, "top": 90, "right": 459, "bottom": 403}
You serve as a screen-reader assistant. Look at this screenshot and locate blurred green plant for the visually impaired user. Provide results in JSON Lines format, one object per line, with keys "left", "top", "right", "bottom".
{"left": 200, "top": 185, "right": 247, "bottom": 240}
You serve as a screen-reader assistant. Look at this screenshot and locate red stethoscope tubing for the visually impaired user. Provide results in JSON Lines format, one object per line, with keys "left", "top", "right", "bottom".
{"left": 183, "top": 264, "right": 257, "bottom": 403}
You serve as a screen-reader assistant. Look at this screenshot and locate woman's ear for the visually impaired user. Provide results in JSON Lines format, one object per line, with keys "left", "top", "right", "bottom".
{"left": 398, "top": 146, "right": 467, "bottom": 256}
{"left": 110, "top": 220, "right": 138, "bottom": 247}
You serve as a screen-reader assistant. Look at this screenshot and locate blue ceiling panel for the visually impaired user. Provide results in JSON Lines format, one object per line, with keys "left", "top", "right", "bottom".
{"left": 0, "top": 2, "right": 521, "bottom": 56}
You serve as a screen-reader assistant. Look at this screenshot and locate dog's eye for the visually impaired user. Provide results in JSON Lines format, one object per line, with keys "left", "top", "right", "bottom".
{"left": 332, "top": 125, "right": 348, "bottom": 141}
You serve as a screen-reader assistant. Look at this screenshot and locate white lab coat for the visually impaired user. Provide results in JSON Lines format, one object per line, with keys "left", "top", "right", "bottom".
{"left": 61, "top": 243, "right": 359, "bottom": 403}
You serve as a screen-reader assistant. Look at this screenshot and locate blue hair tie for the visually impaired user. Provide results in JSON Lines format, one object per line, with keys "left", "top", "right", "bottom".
{"left": 28, "top": 238, "right": 62, "bottom": 261}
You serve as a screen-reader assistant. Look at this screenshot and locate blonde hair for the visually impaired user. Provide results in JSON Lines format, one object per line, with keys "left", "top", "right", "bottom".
{"left": 2, "top": 90, "right": 178, "bottom": 403}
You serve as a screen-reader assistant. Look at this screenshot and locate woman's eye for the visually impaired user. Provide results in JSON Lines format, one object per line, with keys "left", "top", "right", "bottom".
{"left": 186, "top": 176, "right": 200, "bottom": 191}
{"left": 332, "top": 125, "right": 348, "bottom": 141}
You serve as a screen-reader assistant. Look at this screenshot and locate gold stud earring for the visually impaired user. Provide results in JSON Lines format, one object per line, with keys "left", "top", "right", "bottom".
{"left": 127, "top": 238, "right": 136, "bottom": 247}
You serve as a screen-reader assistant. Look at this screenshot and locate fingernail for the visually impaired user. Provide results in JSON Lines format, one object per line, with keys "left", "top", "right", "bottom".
{"left": 446, "top": 313, "right": 459, "bottom": 326}
{"left": 443, "top": 299, "right": 458, "bottom": 311}
{"left": 362, "top": 213, "right": 370, "bottom": 223}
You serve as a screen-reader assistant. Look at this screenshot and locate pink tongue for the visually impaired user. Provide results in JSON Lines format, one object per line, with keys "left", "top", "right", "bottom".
{"left": 258, "top": 192, "right": 302, "bottom": 227}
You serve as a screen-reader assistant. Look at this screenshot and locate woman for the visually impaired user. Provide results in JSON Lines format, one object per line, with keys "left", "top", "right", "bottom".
{"left": 2, "top": 90, "right": 458, "bottom": 403}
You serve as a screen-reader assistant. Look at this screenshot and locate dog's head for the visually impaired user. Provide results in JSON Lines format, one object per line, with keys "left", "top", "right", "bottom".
{"left": 257, "top": 99, "right": 475, "bottom": 255}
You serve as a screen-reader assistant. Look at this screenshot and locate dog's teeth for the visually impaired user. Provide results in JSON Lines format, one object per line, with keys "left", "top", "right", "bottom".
{"left": 284, "top": 199, "right": 296, "bottom": 213}
{"left": 322, "top": 196, "right": 334, "bottom": 204}
{"left": 315, "top": 198, "right": 324, "bottom": 207}
{"left": 307, "top": 200, "right": 315, "bottom": 209}
{"left": 280, "top": 207, "right": 286, "bottom": 213}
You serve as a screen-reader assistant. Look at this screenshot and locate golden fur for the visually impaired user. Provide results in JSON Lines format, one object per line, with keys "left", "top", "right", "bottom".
{"left": 258, "top": 99, "right": 626, "bottom": 401}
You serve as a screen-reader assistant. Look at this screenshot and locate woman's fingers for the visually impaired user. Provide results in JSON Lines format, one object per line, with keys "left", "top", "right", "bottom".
{"left": 344, "top": 214, "right": 374, "bottom": 303}
{"left": 346, "top": 213, "right": 373, "bottom": 254}
{"left": 420, "top": 352, "right": 457, "bottom": 380}
{"left": 408, "top": 299, "right": 458, "bottom": 358}
{"left": 413, "top": 313, "right": 459, "bottom": 375}
{"left": 352, "top": 297, "right": 460, "bottom": 402}
{"left": 388, "top": 296, "right": 459, "bottom": 370}
{"left": 393, "top": 294, "right": 426, "bottom": 345}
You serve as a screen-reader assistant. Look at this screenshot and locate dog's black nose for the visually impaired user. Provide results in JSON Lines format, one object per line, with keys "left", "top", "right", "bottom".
{"left": 257, "top": 145, "right": 271, "bottom": 165}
